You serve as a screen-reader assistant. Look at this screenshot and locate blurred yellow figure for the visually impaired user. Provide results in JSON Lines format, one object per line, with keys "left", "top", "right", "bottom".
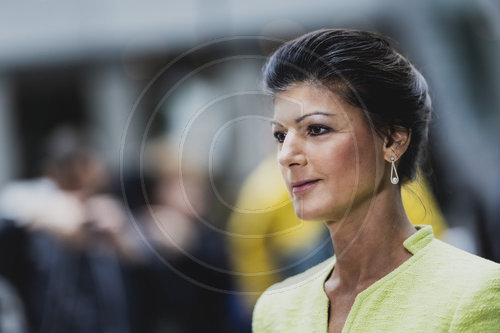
{"left": 227, "top": 156, "right": 447, "bottom": 310}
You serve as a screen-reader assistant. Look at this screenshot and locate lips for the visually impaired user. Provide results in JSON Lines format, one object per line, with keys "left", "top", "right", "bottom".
{"left": 291, "top": 179, "right": 320, "bottom": 193}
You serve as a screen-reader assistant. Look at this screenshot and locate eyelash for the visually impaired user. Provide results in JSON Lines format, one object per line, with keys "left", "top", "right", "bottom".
{"left": 273, "top": 125, "right": 333, "bottom": 143}
{"left": 273, "top": 131, "right": 286, "bottom": 143}
{"left": 307, "top": 124, "right": 332, "bottom": 136}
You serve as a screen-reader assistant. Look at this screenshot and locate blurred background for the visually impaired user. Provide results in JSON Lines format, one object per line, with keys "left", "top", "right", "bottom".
{"left": 0, "top": 0, "right": 499, "bottom": 332}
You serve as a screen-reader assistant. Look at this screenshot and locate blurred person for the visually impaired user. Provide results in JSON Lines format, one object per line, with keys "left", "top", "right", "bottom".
{"left": 138, "top": 138, "right": 206, "bottom": 260}
{"left": 122, "top": 139, "right": 232, "bottom": 333}
{"left": 228, "top": 155, "right": 447, "bottom": 313}
{"left": 252, "top": 29, "right": 500, "bottom": 332}
{"left": 0, "top": 126, "right": 139, "bottom": 333}
{"left": 0, "top": 126, "right": 139, "bottom": 258}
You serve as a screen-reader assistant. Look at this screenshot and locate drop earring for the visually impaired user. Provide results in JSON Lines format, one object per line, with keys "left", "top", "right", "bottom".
{"left": 390, "top": 156, "right": 399, "bottom": 184}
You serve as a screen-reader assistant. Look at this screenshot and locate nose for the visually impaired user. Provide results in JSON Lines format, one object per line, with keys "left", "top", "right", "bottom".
{"left": 278, "top": 132, "right": 306, "bottom": 168}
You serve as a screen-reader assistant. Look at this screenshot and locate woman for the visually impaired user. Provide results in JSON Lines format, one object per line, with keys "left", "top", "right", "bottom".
{"left": 252, "top": 29, "right": 500, "bottom": 332}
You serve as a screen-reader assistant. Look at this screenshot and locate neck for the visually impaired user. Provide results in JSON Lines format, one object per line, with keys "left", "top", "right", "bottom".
{"left": 325, "top": 186, "right": 416, "bottom": 290}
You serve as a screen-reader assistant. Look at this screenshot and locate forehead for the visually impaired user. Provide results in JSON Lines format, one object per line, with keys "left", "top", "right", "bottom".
{"left": 273, "top": 83, "right": 359, "bottom": 123}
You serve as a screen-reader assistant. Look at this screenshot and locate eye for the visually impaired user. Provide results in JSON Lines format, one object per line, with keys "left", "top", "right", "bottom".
{"left": 307, "top": 124, "right": 332, "bottom": 136}
{"left": 273, "top": 131, "right": 287, "bottom": 143}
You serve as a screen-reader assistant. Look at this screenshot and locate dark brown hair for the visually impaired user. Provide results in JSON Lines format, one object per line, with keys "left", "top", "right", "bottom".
{"left": 264, "top": 28, "right": 431, "bottom": 185}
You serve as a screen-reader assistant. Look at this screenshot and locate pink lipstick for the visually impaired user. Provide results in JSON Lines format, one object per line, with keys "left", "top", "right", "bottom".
{"left": 291, "top": 179, "right": 320, "bottom": 193}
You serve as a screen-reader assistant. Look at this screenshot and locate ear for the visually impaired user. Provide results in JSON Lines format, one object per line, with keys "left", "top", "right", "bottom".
{"left": 382, "top": 126, "right": 412, "bottom": 163}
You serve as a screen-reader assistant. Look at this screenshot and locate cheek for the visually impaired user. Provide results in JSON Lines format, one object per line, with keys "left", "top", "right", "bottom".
{"left": 319, "top": 135, "right": 358, "bottom": 180}
{"left": 318, "top": 132, "right": 378, "bottom": 200}
{"left": 349, "top": 133, "right": 383, "bottom": 194}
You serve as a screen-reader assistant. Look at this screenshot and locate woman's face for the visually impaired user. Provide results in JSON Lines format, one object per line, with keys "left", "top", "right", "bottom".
{"left": 272, "top": 83, "right": 386, "bottom": 222}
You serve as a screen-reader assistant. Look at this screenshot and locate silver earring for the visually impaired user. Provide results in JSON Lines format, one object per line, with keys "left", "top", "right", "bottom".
{"left": 390, "top": 156, "right": 399, "bottom": 184}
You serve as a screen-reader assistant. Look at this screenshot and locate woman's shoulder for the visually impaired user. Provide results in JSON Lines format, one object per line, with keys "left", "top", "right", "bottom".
{"left": 419, "top": 238, "right": 500, "bottom": 320}
{"left": 428, "top": 238, "right": 500, "bottom": 276}
{"left": 427, "top": 240, "right": 500, "bottom": 331}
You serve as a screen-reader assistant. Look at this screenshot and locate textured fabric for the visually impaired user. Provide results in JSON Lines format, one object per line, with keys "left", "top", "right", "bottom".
{"left": 252, "top": 225, "right": 500, "bottom": 332}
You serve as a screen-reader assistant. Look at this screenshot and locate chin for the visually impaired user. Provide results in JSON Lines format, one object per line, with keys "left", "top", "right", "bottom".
{"left": 293, "top": 204, "right": 325, "bottom": 222}
{"left": 293, "top": 197, "right": 344, "bottom": 222}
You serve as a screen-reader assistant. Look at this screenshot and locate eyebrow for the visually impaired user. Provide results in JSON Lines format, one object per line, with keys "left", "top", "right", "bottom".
{"left": 294, "top": 111, "right": 335, "bottom": 123}
{"left": 271, "top": 111, "right": 335, "bottom": 127}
